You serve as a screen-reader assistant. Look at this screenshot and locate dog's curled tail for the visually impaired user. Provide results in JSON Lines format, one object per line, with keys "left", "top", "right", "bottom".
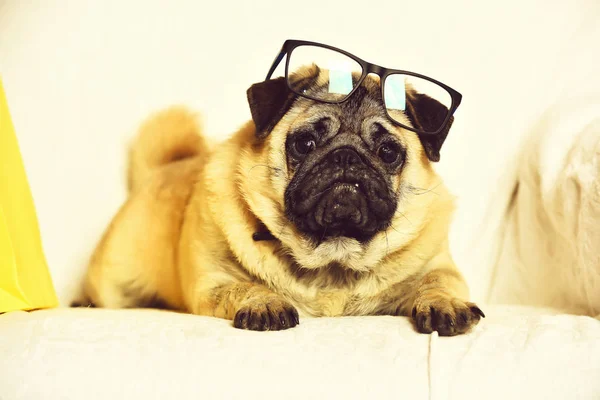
{"left": 127, "top": 106, "right": 207, "bottom": 193}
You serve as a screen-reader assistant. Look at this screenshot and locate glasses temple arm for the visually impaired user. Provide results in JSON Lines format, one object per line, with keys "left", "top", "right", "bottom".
{"left": 265, "top": 49, "right": 287, "bottom": 80}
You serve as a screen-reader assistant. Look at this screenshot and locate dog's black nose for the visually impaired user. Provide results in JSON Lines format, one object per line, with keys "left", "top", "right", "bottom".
{"left": 329, "top": 147, "right": 362, "bottom": 168}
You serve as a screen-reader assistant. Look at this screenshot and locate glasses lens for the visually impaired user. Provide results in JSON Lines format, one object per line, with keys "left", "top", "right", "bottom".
{"left": 287, "top": 45, "right": 363, "bottom": 102}
{"left": 384, "top": 74, "right": 452, "bottom": 133}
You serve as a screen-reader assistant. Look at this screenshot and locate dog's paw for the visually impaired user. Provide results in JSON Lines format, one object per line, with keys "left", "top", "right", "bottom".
{"left": 411, "top": 297, "right": 485, "bottom": 336}
{"left": 233, "top": 297, "right": 300, "bottom": 331}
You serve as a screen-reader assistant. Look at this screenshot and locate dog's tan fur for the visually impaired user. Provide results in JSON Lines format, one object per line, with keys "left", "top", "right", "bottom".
{"left": 76, "top": 75, "right": 482, "bottom": 335}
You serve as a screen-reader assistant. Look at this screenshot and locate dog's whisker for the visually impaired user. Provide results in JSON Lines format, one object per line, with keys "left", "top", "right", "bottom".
{"left": 384, "top": 230, "right": 389, "bottom": 258}
{"left": 248, "top": 164, "right": 283, "bottom": 177}
{"left": 301, "top": 185, "right": 336, "bottom": 204}
{"left": 394, "top": 210, "right": 413, "bottom": 225}
{"left": 388, "top": 224, "right": 404, "bottom": 235}
{"left": 318, "top": 226, "right": 328, "bottom": 246}
{"left": 407, "top": 182, "right": 442, "bottom": 196}
{"left": 277, "top": 219, "right": 289, "bottom": 238}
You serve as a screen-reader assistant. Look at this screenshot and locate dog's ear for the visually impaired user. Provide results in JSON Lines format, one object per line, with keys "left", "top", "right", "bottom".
{"left": 247, "top": 77, "right": 297, "bottom": 139}
{"left": 404, "top": 92, "right": 454, "bottom": 162}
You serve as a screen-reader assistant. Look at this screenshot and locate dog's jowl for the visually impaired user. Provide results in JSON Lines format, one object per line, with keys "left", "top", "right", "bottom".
{"left": 73, "top": 42, "right": 483, "bottom": 336}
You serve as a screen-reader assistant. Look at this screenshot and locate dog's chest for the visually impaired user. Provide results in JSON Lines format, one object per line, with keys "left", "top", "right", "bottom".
{"left": 255, "top": 246, "right": 402, "bottom": 317}
{"left": 292, "top": 288, "right": 386, "bottom": 317}
{"left": 304, "top": 291, "right": 350, "bottom": 317}
{"left": 280, "top": 272, "right": 389, "bottom": 317}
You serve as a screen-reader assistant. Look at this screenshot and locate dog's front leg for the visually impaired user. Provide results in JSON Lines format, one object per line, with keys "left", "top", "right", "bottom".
{"left": 195, "top": 282, "right": 300, "bottom": 331}
{"left": 409, "top": 253, "right": 485, "bottom": 336}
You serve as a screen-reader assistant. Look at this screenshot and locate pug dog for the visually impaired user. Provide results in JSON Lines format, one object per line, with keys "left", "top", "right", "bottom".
{"left": 73, "top": 55, "right": 484, "bottom": 336}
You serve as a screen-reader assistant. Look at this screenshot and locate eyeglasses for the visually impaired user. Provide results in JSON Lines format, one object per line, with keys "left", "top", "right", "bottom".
{"left": 265, "top": 39, "right": 462, "bottom": 136}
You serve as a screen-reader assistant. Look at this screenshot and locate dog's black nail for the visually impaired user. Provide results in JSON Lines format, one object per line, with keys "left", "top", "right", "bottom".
{"left": 417, "top": 314, "right": 427, "bottom": 328}
{"left": 234, "top": 311, "right": 248, "bottom": 328}
{"left": 260, "top": 314, "right": 268, "bottom": 329}
{"left": 279, "top": 313, "right": 287, "bottom": 326}
{"left": 412, "top": 307, "right": 417, "bottom": 319}
{"left": 471, "top": 306, "right": 485, "bottom": 318}
{"left": 291, "top": 308, "right": 300, "bottom": 325}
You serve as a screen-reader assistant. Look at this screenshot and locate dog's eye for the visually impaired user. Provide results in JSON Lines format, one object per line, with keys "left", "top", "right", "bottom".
{"left": 294, "top": 133, "right": 316, "bottom": 155}
{"left": 377, "top": 142, "right": 400, "bottom": 164}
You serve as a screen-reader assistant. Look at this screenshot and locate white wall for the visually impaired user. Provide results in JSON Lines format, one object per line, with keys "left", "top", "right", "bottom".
{"left": 0, "top": 0, "right": 597, "bottom": 305}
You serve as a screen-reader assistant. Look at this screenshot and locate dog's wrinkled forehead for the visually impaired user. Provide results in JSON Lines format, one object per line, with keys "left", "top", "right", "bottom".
{"left": 312, "top": 87, "right": 383, "bottom": 133}
{"left": 289, "top": 66, "right": 411, "bottom": 133}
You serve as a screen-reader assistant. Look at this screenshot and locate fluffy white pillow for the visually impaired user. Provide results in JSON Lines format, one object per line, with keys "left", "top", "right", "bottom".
{"left": 488, "top": 95, "right": 600, "bottom": 316}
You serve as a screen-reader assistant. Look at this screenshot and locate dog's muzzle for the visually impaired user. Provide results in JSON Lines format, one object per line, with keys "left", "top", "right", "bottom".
{"left": 314, "top": 148, "right": 367, "bottom": 236}
{"left": 286, "top": 145, "right": 396, "bottom": 242}
{"left": 317, "top": 183, "right": 364, "bottom": 226}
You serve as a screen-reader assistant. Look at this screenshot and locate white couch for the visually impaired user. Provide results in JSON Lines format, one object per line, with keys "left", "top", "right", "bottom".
{"left": 1, "top": 1, "right": 599, "bottom": 399}
{"left": 2, "top": 306, "right": 599, "bottom": 400}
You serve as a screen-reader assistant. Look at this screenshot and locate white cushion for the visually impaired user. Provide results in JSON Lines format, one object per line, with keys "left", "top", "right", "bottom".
{"left": 488, "top": 94, "right": 600, "bottom": 315}
{"left": 1, "top": 306, "right": 599, "bottom": 400}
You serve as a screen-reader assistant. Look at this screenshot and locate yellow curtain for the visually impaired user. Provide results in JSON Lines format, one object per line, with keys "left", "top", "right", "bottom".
{"left": 0, "top": 78, "right": 59, "bottom": 313}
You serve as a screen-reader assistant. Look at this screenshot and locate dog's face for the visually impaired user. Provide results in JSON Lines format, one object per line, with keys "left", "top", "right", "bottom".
{"left": 283, "top": 81, "right": 404, "bottom": 243}
{"left": 243, "top": 66, "right": 454, "bottom": 271}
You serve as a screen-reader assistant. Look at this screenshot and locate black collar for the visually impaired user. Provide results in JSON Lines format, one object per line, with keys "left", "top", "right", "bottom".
{"left": 252, "top": 230, "right": 276, "bottom": 241}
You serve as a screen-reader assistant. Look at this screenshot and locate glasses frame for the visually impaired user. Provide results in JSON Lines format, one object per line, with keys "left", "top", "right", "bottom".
{"left": 265, "top": 39, "right": 462, "bottom": 136}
